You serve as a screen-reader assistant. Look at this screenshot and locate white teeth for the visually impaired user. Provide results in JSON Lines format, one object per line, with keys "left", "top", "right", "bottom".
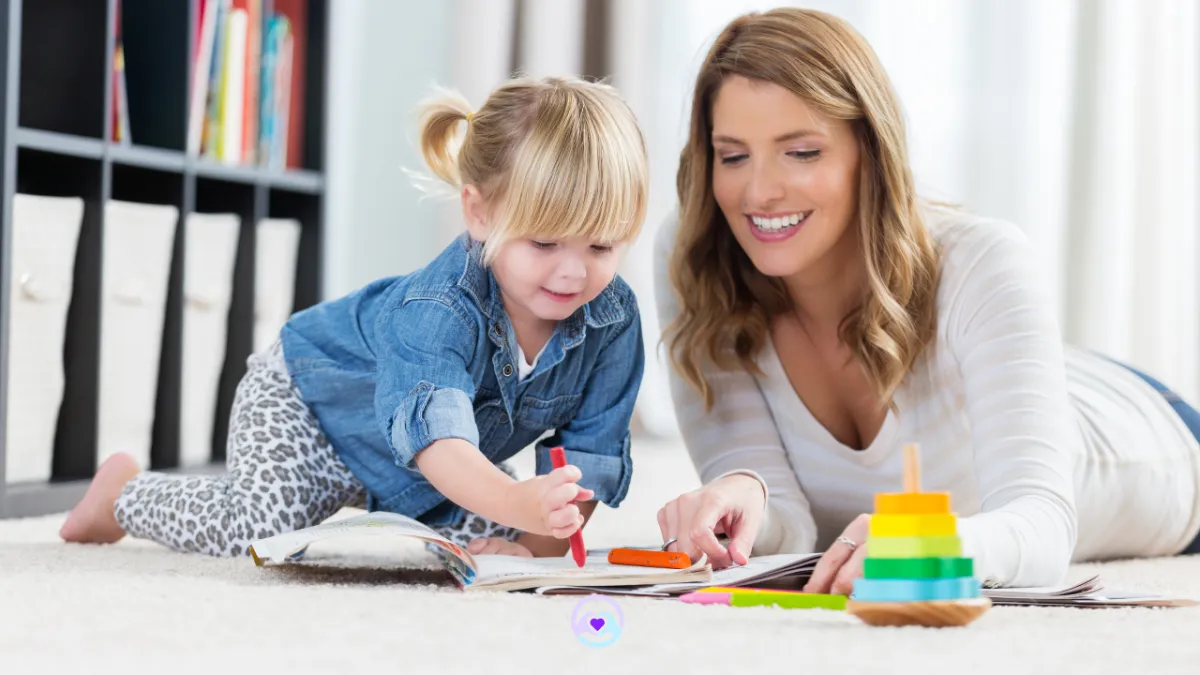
{"left": 750, "top": 212, "right": 807, "bottom": 231}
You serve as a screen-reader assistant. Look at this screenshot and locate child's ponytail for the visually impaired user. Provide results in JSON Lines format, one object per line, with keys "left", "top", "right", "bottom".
{"left": 416, "top": 89, "right": 474, "bottom": 188}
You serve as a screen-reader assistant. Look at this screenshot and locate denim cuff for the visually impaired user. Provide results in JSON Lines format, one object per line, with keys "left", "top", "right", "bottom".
{"left": 391, "top": 384, "right": 479, "bottom": 468}
{"left": 535, "top": 437, "right": 633, "bottom": 508}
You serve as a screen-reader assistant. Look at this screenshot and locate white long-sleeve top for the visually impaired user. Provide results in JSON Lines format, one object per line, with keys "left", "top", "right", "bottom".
{"left": 653, "top": 205, "right": 1200, "bottom": 588}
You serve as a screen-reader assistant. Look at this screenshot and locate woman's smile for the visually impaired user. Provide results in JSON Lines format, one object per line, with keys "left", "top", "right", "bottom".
{"left": 747, "top": 210, "right": 812, "bottom": 242}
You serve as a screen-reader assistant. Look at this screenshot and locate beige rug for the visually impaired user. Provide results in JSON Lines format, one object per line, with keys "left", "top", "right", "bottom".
{"left": 2, "top": 437, "right": 1199, "bottom": 674}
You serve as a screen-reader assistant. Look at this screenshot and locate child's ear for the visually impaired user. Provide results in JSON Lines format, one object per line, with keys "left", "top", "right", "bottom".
{"left": 461, "top": 184, "right": 490, "bottom": 241}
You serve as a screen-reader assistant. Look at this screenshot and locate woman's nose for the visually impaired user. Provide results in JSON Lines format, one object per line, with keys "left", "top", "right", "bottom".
{"left": 745, "top": 159, "right": 787, "bottom": 207}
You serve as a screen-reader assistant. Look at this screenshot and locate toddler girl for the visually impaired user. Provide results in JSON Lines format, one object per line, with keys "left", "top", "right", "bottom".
{"left": 59, "top": 75, "right": 649, "bottom": 560}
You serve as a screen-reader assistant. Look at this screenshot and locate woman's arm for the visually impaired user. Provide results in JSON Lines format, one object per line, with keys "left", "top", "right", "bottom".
{"left": 943, "top": 217, "right": 1079, "bottom": 588}
{"left": 653, "top": 214, "right": 819, "bottom": 556}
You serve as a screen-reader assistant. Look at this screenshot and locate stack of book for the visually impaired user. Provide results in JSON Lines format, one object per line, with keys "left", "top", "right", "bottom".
{"left": 187, "top": 0, "right": 308, "bottom": 168}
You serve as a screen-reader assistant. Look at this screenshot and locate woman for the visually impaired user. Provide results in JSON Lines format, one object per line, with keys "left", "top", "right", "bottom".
{"left": 653, "top": 7, "right": 1200, "bottom": 591}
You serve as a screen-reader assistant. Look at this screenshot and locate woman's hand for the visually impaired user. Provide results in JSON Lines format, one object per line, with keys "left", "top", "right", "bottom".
{"left": 467, "top": 537, "right": 534, "bottom": 557}
{"left": 657, "top": 473, "right": 767, "bottom": 569}
{"left": 803, "top": 514, "right": 870, "bottom": 595}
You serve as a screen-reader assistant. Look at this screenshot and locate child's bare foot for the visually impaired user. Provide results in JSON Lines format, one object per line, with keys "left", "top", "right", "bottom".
{"left": 59, "top": 453, "right": 142, "bottom": 544}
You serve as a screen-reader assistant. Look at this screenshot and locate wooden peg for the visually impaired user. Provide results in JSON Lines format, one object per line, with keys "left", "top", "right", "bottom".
{"left": 903, "top": 443, "right": 921, "bottom": 493}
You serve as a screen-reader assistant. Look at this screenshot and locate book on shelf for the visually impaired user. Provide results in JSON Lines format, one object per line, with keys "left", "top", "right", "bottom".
{"left": 187, "top": 0, "right": 307, "bottom": 168}
{"left": 112, "top": 0, "right": 130, "bottom": 144}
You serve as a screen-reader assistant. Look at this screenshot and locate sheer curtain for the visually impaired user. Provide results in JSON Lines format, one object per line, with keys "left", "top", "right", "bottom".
{"left": 442, "top": 0, "right": 1199, "bottom": 435}
{"left": 615, "top": 0, "right": 1200, "bottom": 435}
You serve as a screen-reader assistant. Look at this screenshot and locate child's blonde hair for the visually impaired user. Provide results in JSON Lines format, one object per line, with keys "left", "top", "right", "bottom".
{"left": 416, "top": 76, "right": 649, "bottom": 263}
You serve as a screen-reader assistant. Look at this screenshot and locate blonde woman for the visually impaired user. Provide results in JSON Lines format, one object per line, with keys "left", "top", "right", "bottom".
{"left": 655, "top": 8, "right": 1200, "bottom": 590}
{"left": 61, "top": 75, "right": 649, "bottom": 559}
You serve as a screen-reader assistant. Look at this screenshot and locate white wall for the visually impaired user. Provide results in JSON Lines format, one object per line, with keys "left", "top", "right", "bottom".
{"left": 323, "top": 0, "right": 453, "bottom": 299}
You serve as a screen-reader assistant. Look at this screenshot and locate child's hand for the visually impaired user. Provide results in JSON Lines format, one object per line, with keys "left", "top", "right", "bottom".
{"left": 467, "top": 537, "right": 533, "bottom": 557}
{"left": 519, "top": 465, "right": 595, "bottom": 538}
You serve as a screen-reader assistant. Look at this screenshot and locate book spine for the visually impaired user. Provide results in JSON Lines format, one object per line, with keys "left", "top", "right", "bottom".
{"left": 242, "top": 0, "right": 262, "bottom": 164}
{"left": 203, "top": 0, "right": 229, "bottom": 158}
{"left": 116, "top": 45, "right": 131, "bottom": 144}
{"left": 274, "top": 31, "right": 293, "bottom": 169}
{"left": 273, "top": 0, "right": 306, "bottom": 169}
{"left": 220, "top": 9, "right": 247, "bottom": 164}
{"left": 187, "top": 0, "right": 218, "bottom": 155}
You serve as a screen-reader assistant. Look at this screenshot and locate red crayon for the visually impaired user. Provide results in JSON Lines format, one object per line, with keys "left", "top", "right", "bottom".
{"left": 550, "top": 446, "right": 587, "bottom": 568}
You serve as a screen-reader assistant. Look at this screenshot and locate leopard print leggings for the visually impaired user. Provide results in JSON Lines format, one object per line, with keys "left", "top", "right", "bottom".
{"left": 114, "top": 339, "right": 521, "bottom": 557}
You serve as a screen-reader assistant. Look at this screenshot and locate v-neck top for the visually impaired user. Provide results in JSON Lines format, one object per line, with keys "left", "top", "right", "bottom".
{"left": 653, "top": 204, "right": 1200, "bottom": 588}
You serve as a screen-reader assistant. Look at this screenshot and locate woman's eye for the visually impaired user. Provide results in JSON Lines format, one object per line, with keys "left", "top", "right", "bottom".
{"left": 719, "top": 154, "right": 748, "bottom": 165}
{"left": 789, "top": 150, "right": 821, "bottom": 160}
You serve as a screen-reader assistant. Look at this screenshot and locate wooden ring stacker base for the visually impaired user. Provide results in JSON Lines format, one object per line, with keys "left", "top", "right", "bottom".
{"left": 845, "top": 596, "right": 992, "bottom": 627}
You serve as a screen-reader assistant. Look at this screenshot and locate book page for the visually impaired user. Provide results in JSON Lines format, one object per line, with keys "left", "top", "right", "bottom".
{"left": 467, "top": 553, "right": 712, "bottom": 592}
{"left": 983, "top": 575, "right": 1101, "bottom": 599}
{"left": 248, "top": 511, "right": 472, "bottom": 567}
{"left": 646, "top": 553, "right": 820, "bottom": 594}
{"left": 532, "top": 553, "right": 820, "bottom": 596}
{"left": 475, "top": 553, "right": 707, "bottom": 580}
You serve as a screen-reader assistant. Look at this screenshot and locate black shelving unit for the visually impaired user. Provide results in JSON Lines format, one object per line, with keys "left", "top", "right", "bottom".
{"left": 0, "top": 0, "right": 329, "bottom": 517}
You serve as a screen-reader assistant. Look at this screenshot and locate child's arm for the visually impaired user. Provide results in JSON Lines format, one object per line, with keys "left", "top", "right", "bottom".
{"left": 413, "top": 437, "right": 593, "bottom": 536}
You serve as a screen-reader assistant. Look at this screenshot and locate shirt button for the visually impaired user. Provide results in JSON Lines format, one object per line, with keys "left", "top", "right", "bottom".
{"left": 502, "top": 364, "right": 514, "bottom": 377}
{"left": 499, "top": 412, "right": 509, "bottom": 425}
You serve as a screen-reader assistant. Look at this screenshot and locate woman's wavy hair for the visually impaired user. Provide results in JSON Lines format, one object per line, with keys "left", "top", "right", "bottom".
{"left": 666, "top": 8, "right": 941, "bottom": 411}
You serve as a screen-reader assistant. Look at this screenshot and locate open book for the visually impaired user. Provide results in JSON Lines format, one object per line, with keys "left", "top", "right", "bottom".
{"left": 982, "top": 574, "right": 1197, "bottom": 608}
{"left": 536, "top": 552, "right": 824, "bottom": 596}
{"left": 248, "top": 515, "right": 1194, "bottom": 605}
{"left": 247, "top": 511, "right": 713, "bottom": 593}
{"left": 539, "top": 556, "right": 1197, "bottom": 608}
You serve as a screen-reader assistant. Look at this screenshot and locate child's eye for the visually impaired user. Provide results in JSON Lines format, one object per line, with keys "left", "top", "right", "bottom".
{"left": 591, "top": 244, "right": 614, "bottom": 254}
{"left": 531, "top": 240, "right": 556, "bottom": 250}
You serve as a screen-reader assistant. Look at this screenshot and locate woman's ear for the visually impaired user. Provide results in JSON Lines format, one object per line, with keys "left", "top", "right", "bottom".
{"left": 461, "top": 184, "right": 490, "bottom": 241}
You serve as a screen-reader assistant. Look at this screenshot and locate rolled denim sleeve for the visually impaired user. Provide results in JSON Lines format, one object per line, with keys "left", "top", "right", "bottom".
{"left": 374, "top": 299, "right": 480, "bottom": 469}
{"left": 535, "top": 304, "right": 644, "bottom": 508}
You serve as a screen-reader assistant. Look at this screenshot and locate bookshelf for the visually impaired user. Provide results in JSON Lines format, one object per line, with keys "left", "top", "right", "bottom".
{"left": 0, "top": 0, "right": 330, "bottom": 517}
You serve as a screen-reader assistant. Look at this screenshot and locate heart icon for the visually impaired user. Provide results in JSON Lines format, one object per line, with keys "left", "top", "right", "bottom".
{"left": 589, "top": 617, "right": 606, "bottom": 631}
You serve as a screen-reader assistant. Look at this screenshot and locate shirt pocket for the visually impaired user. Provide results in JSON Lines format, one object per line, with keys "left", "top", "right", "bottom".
{"left": 473, "top": 388, "right": 511, "bottom": 450}
{"left": 515, "top": 392, "right": 583, "bottom": 431}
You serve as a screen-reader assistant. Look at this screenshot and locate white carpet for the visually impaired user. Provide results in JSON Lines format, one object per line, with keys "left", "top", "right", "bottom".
{"left": 3, "top": 437, "right": 1200, "bottom": 674}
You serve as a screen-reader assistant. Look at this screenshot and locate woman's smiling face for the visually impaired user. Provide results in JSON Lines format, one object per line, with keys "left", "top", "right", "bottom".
{"left": 710, "top": 74, "right": 862, "bottom": 281}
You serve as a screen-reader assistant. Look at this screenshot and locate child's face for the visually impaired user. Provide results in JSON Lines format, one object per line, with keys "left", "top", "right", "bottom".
{"left": 490, "top": 236, "right": 624, "bottom": 324}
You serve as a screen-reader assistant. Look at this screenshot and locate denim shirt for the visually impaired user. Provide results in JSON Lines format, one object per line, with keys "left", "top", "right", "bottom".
{"left": 278, "top": 233, "right": 644, "bottom": 527}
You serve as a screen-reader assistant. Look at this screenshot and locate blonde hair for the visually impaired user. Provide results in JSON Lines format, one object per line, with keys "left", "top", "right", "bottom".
{"left": 416, "top": 76, "right": 649, "bottom": 263}
{"left": 666, "top": 8, "right": 941, "bottom": 411}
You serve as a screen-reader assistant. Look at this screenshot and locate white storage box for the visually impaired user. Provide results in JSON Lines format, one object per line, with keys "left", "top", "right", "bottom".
{"left": 5, "top": 194, "right": 85, "bottom": 483}
{"left": 253, "top": 218, "right": 302, "bottom": 352}
{"left": 97, "top": 200, "right": 179, "bottom": 469}
{"left": 179, "top": 213, "right": 241, "bottom": 467}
